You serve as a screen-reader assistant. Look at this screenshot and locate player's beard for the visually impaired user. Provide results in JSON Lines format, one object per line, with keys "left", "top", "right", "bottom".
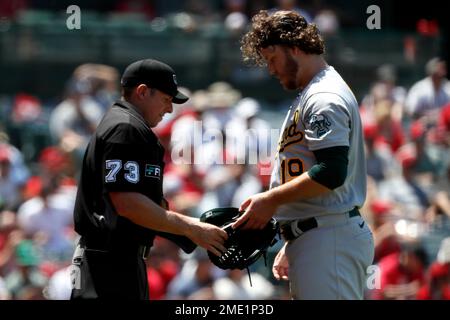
{"left": 281, "top": 50, "right": 299, "bottom": 90}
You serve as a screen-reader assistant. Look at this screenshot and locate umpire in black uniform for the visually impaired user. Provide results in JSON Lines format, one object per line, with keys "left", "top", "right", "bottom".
{"left": 70, "top": 59, "right": 228, "bottom": 300}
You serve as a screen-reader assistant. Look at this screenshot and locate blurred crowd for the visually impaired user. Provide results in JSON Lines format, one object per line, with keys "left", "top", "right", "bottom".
{"left": 0, "top": 0, "right": 341, "bottom": 36}
{"left": 360, "top": 57, "right": 450, "bottom": 300}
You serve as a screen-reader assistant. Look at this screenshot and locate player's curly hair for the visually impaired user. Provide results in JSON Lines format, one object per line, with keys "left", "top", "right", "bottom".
{"left": 241, "top": 10, "right": 325, "bottom": 66}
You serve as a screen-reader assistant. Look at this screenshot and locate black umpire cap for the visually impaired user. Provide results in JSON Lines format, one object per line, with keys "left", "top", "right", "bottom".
{"left": 121, "top": 59, "right": 189, "bottom": 104}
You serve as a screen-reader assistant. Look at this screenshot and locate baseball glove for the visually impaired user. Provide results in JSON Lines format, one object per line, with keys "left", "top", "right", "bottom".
{"left": 200, "top": 207, "right": 279, "bottom": 271}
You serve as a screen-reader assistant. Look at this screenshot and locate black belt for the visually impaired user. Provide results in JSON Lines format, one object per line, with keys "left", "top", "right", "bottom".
{"left": 80, "top": 237, "right": 150, "bottom": 260}
{"left": 280, "top": 207, "right": 361, "bottom": 241}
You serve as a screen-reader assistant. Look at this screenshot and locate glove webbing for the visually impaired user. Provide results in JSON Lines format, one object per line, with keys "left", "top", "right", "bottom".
{"left": 209, "top": 216, "right": 279, "bottom": 287}
{"left": 220, "top": 225, "right": 251, "bottom": 286}
{"left": 218, "top": 245, "right": 252, "bottom": 286}
{"left": 218, "top": 243, "right": 270, "bottom": 287}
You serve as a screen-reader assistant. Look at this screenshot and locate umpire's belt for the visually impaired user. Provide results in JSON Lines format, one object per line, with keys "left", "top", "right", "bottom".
{"left": 280, "top": 207, "right": 361, "bottom": 241}
{"left": 80, "top": 237, "right": 151, "bottom": 260}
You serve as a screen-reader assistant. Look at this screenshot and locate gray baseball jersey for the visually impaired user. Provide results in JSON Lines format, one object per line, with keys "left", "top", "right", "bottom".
{"left": 270, "top": 66, "right": 366, "bottom": 221}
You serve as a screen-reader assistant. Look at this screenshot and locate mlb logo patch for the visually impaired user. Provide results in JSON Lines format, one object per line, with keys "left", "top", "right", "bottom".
{"left": 145, "top": 164, "right": 161, "bottom": 179}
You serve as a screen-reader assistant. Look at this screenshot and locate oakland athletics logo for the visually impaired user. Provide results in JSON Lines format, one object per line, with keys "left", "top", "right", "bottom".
{"left": 309, "top": 114, "right": 331, "bottom": 138}
{"left": 278, "top": 110, "right": 303, "bottom": 152}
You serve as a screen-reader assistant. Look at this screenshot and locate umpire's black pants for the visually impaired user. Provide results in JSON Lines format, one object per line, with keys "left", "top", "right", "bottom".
{"left": 70, "top": 239, "right": 149, "bottom": 300}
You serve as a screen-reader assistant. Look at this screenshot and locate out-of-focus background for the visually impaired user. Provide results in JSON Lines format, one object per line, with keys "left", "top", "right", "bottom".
{"left": 0, "top": 0, "right": 449, "bottom": 300}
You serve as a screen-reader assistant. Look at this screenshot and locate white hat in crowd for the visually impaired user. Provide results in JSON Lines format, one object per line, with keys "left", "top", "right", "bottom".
{"left": 234, "top": 97, "right": 261, "bottom": 119}
{"left": 437, "top": 237, "right": 450, "bottom": 264}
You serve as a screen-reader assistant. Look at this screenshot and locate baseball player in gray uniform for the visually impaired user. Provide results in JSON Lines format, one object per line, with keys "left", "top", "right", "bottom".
{"left": 233, "top": 10, "right": 374, "bottom": 299}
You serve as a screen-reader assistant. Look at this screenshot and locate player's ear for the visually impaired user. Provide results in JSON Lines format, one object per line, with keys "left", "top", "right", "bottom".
{"left": 290, "top": 46, "right": 302, "bottom": 56}
{"left": 293, "top": 47, "right": 309, "bottom": 59}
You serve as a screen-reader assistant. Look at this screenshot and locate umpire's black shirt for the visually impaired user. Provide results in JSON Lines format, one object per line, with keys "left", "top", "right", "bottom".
{"left": 73, "top": 99, "right": 163, "bottom": 250}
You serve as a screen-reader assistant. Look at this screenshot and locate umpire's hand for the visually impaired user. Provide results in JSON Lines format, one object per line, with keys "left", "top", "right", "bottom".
{"left": 186, "top": 218, "right": 228, "bottom": 257}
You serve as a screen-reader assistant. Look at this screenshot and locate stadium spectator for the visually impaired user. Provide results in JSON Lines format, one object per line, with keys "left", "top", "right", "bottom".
{"left": 43, "top": 264, "right": 72, "bottom": 300}
{"left": 146, "top": 238, "right": 180, "bottom": 300}
{"left": 0, "top": 143, "right": 29, "bottom": 211}
{"left": 370, "top": 200, "right": 401, "bottom": 263}
{"left": 0, "top": 275, "right": 10, "bottom": 300}
{"left": 269, "top": 0, "right": 313, "bottom": 23}
{"left": 371, "top": 242, "right": 427, "bottom": 300}
{"left": 72, "top": 64, "right": 120, "bottom": 111}
{"left": 363, "top": 123, "right": 399, "bottom": 183}
{"left": 16, "top": 178, "right": 75, "bottom": 262}
{"left": 212, "top": 268, "right": 275, "bottom": 300}
{"left": 166, "top": 248, "right": 223, "bottom": 299}
{"left": 361, "top": 64, "right": 407, "bottom": 122}
{"left": 417, "top": 262, "right": 450, "bottom": 299}
{"left": 394, "top": 120, "right": 441, "bottom": 187}
{"left": 313, "top": 9, "right": 339, "bottom": 35}
{"left": 417, "top": 237, "right": 450, "bottom": 299}
{"left": 226, "top": 97, "right": 272, "bottom": 167}
{"left": 224, "top": 0, "right": 249, "bottom": 33}
{"left": 378, "top": 148, "right": 430, "bottom": 220}
{"left": 405, "top": 57, "right": 450, "bottom": 127}
{"left": 48, "top": 78, "right": 104, "bottom": 160}
{"left": 437, "top": 102, "right": 450, "bottom": 146}
{"left": 3, "top": 239, "right": 47, "bottom": 300}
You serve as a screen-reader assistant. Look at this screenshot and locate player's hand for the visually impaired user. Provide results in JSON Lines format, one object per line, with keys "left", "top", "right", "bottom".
{"left": 232, "top": 191, "right": 278, "bottom": 230}
{"left": 272, "top": 243, "right": 289, "bottom": 281}
{"left": 186, "top": 219, "right": 228, "bottom": 257}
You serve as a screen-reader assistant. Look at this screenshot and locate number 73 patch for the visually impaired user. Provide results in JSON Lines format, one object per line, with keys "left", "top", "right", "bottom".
{"left": 105, "top": 160, "right": 161, "bottom": 183}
